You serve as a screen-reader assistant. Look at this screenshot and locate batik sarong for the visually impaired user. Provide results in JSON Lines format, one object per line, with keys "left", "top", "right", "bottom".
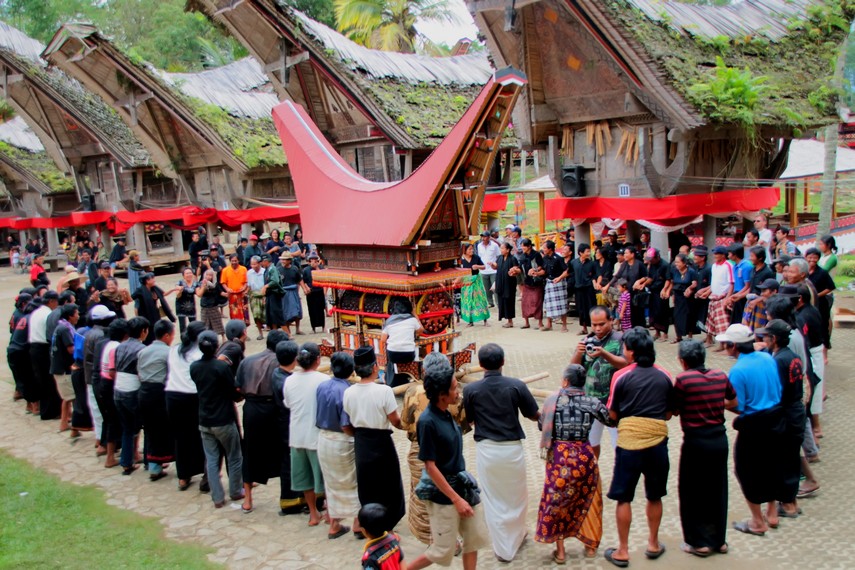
{"left": 535, "top": 440, "right": 602, "bottom": 548}
{"left": 460, "top": 274, "right": 489, "bottom": 324}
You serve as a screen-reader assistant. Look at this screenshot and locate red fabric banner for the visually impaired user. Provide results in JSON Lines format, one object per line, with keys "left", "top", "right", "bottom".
{"left": 545, "top": 187, "right": 780, "bottom": 221}
{"left": 482, "top": 193, "right": 508, "bottom": 213}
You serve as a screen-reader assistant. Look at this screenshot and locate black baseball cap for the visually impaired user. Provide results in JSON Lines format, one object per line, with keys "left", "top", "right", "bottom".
{"left": 758, "top": 278, "right": 780, "bottom": 291}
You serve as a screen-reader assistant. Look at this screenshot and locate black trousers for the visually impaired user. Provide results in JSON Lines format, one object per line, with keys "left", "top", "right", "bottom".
{"left": 31, "top": 343, "right": 60, "bottom": 420}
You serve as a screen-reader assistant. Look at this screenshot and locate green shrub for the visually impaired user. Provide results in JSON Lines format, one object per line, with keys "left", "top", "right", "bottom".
{"left": 837, "top": 260, "right": 855, "bottom": 277}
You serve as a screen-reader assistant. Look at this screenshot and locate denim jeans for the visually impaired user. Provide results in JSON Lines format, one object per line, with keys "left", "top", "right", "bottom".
{"left": 114, "top": 389, "right": 140, "bottom": 469}
{"left": 199, "top": 423, "right": 243, "bottom": 504}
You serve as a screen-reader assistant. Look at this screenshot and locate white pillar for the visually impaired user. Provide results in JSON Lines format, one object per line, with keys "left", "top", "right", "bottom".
{"left": 129, "top": 223, "right": 148, "bottom": 258}
{"left": 46, "top": 228, "right": 59, "bottom": 256}
{"left": 651, "top": 231, "right": 669, "bottom": 261}
{"left": 574, "top": 221, "right": 591, "bottom": 249}
{"left": 172, "top": 227, "right": 184, "bottom": 257}
{"left": 703, "top": 215, "right": 717, "bottom": 248}
{"left": 241, "top": 223, "right": 252, "bottom": 240}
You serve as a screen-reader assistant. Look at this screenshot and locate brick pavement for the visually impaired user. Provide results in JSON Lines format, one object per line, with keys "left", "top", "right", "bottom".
{"left": 0, "top": 268, "right": 851, "bottom": 569}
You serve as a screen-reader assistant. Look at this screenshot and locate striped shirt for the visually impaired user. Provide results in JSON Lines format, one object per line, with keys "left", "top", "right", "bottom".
{"left": 673, "top": 368, "right": 735, "bottom": 429}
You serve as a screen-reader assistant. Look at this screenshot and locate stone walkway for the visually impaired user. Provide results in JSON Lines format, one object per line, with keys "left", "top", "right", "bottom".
{"left": 0, "top": 268, "right": 851, "bottom": 569}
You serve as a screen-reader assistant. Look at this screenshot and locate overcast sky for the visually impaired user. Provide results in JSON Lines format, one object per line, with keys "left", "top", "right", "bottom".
{"left": 414, "top": 0, "right": 481, "bottom": 46}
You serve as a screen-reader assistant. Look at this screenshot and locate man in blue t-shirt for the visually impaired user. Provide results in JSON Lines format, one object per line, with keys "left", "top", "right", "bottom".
{"left": 727, "top": 244, "right": 754, "bottom": 325}
{"left": 717, "top": 324, "right": 783, "bottom": 538}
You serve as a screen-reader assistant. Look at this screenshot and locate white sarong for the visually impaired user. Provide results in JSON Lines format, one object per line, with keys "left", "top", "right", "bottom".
{"left": 809, "top": 345, "right": 824, "bottom": 414}
{"left": 317, "top": 430, "right": 360, "bottom": 519}
{"left": 475, "top": 439, "right": 527, "bottom": 561}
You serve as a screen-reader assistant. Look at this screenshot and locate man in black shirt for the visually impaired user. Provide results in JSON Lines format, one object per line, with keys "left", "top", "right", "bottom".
{"left": 462, "top": 343, "right": 538, "bottom": 562}
{"left": 692, "top": 246, "right": 712, "bottom": 337}
{"left": 50, "top": 303, "right": 79, "bottom": 433}
{"left": 755, "top": 319, "right": 807, "bottom": 521}
{"left": 604, "top": 327, "right": 672, "bottom": 567}
{"left": 108, "top": 237, "right": 128, "bottom": 271}
{"left": 540, "top": 240, "right": 568, "bottom": 332}
{"left": 190, "top": 331, "right": 244, "bottom": 508}
{"left": 92, "top": 261, "right": 111, "bottom": 292}
{"left": 748, "top": 246, "right": 775, "bottom": 295}
{"left": 187, "top": 232, "right": 205, "bottom": 274}
{"left": 407, "top": 357, "right": 488, "bottom": 570}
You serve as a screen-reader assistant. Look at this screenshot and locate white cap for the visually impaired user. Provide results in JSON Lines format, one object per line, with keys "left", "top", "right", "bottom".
{"left": 90, "top": 305, "right": 116, "bottom": 321}
{"left": 714, "top": 324, "right": 755, "bottom": 344}
{"left": 505, "top": 224, "right": 515, "bottom": 230}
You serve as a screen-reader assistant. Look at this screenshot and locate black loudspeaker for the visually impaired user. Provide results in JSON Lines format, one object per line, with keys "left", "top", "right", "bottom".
{"left": 82, "top": 195, "right": 96, "bottom": 211}
{"left": 560, "top": 165, "right": 586, "bottom": 198}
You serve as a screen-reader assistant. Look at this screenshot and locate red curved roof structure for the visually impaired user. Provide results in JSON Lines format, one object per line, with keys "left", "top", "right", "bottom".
{"left": 272, "top": 68, "right": 526, "bottom": 248}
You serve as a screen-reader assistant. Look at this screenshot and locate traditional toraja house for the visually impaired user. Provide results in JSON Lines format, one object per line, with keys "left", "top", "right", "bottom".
{"left": 465, "top": 0, "right": 855, "bottom": 250}
{"left": 272, "top": 67, "right": 525, "bottom": 372}
{"left": 43, "top": 24, "right": 298, "bottom": 253}
{"left": 189, "top": 0, "right": 511, "bottom": 205}
{"left": 0, "top": 117, "right": 76, "bottom": 228}
{"left": 0, "top": 20, "right": 161, "bottom": 254}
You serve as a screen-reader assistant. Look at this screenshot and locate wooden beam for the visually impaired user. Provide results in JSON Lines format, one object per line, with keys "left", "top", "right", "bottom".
{"left": 787, "top": 181, "right": 797, "bottom": 229}
{"left": 538, "top": 191, "right": 545, "bottom": 234}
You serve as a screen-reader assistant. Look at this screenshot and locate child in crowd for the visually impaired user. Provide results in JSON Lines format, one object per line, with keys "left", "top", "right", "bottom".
{"left": 617, "top": 278, "right": 632, "bottom": 331}
{"left": 10, "top": 245, "right": 20, "bottom": 269}
{"left": 359, "top": 503, "right": 406, "bottom": 570}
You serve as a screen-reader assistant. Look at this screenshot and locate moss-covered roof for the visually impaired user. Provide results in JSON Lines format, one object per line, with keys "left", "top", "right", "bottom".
{"left": 273, "top": 5, "right": 495, "bottom": 148}
{"left": 109, "top": 45, "right": 286, "bottom": 169}
{"left": 603, "top": 0, "right": 855, "bottom": 131}
{"left": 0, "top": 139, "right": 75, "bottom": 194}
{"left": 0, "top": 21, "right": 151, "bottom": 167}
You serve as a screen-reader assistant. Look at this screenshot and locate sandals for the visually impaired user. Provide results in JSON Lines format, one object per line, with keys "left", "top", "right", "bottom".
{"left": 680, "top": 543, "right": 711, "bottom": 558}
{"left": 502, "top": 323, "right": 513, "bottom": 328}
{"left": 551, "top": 549, "right": 566, "bottom": 565}
{"left": 604, "top": 548, "right": 629, "bottom": 568}
{"left": 645, "top": 543, "right": 666, "bottom": 559}
{"left": 777, "top": 505, "right": 802, "bottom": 518}
{"left": 328, "top": 525, "right": 350, "bottom": 539}
{"left": 732, "top": 520, "right": 766, "bottom": 536}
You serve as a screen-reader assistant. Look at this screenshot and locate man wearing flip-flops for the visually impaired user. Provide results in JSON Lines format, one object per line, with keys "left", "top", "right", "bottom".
{"left": 602, "top": 327, "right": 673, "bottom": 567}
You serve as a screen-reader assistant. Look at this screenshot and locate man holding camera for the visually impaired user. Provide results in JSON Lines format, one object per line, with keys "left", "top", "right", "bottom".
{"left": 570, "top": 305, "right": 627, "bottom": 457}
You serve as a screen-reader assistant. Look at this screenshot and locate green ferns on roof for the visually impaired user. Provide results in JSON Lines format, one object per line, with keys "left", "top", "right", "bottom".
{"left": 358, "top": 78, "right": 482, "bottom": 147}
{"left": 605, "top": 0, "right": 855, "bottom": 131}
{"left": 186, "top": 99, "right": 286, "bottom": 169}
{"left": 0, "top": 140, "right": 74, "bottom": 193}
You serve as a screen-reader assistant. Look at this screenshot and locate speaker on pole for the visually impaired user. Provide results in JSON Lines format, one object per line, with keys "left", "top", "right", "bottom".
{"left": 559, "top": 165, "right": 586, "bottom": 198}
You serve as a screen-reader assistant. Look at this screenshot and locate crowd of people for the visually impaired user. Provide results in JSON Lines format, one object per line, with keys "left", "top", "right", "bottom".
{"left": 4, "top": 214, "right": 839, "bottom": 569}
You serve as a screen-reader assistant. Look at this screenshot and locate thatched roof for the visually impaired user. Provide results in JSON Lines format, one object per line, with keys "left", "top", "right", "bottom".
{"left": 0, "top": 117, "right": 75, "bottom": 194}
{"left": 0, "top": 20, "right": 150, "bottom": 168}
{"left": 469, "top": 0, "right": 853, "bottom": 138}
{"left": 191, "top": 0, "right": 494, "bottom": 149}
{"left": 606, "top": 0, "right": 854, "bottom": 129}
{"left": 43, "top": 24, "right": 286, "bottom": 172}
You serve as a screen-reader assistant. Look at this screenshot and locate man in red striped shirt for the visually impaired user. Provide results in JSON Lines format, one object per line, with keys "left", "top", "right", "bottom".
{"left": 673, "top": 339, "right": 736, "bottom": 557}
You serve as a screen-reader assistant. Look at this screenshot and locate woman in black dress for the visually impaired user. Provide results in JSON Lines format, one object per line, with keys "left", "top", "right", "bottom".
{"left": 609, "top": 246, "right": 647, "bottom": 328}
{"left": 644, "top": 248, "right": 671, "bottom": 341}
{"left": 495, "top": 241, "right": 519, "bottom": 328}
{"left": 303, "top": 252, "right": 326, "bottom": 332}
{"left": 132, "top": 273, "right": 176, "bottom": 344}
{"left": 665, "top": 253, "right": 698, "bottom": 343}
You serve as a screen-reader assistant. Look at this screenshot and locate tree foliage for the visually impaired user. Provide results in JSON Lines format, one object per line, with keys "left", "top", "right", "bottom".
{"left": 0, "top": 0, "right": 248, "bottom": 72}
{"left": 334, "top": 0, "right": 460, "bottom": 53}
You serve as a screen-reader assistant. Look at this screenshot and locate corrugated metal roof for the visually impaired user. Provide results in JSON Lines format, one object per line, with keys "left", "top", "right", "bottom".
{"left": 158, "top": 58, "right": 279, "bottom": 119}
{"left": 290, "top": 8, "right": 492, "bottom": 85}
{"left": 629, "top": 0, "right": 813, "bottom": 41}
{"left": 779, "top": 139, "right": 855, "bottom": 179}
{"left": 0, "top": 117, "right": 44, "bottom": 152}
{"left": 0, "top": 20, "right": 44, "bottom": 62}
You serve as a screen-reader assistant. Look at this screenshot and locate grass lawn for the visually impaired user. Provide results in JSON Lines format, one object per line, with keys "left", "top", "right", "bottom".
{"left": 0, "top": 451, "right": 220, "bottom": 569}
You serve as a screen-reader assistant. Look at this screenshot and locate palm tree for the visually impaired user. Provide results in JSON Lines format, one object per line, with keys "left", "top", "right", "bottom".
{"left": 334, "top": 0, "right": 460, "bottom": 53}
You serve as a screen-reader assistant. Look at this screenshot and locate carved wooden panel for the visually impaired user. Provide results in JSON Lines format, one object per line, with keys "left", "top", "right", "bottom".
{"left": 323, "top": 245, "right": 409, "bottom": 273}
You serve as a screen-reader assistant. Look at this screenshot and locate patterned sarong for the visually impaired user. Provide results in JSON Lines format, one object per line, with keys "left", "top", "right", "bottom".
{"left": 228, "top": 293, "right": 247, "bottom": 323}
{"left": 535, "top": 440, "right": 602, "bottom": 548}
{"left": 543, "top": 280, "right": 568, "bottom": 318}
{"left": 317, "top": 430, "right": 360, "bottom": 519}
{"left": 741, "top": 298, "right": 768, "bottom": 332}
{"left": 249, "top": 292, "right": 265, "bottom": 322}
{"left": 705, "top": 296, "right": 730, "bottom": 336}
{"left": 460, "top": 274, "right": 489, "bottom": 324}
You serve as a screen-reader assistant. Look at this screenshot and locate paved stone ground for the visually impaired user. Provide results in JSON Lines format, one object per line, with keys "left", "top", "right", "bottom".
{"left": 0, "top": 268, "right": 851, "bottom": 569}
